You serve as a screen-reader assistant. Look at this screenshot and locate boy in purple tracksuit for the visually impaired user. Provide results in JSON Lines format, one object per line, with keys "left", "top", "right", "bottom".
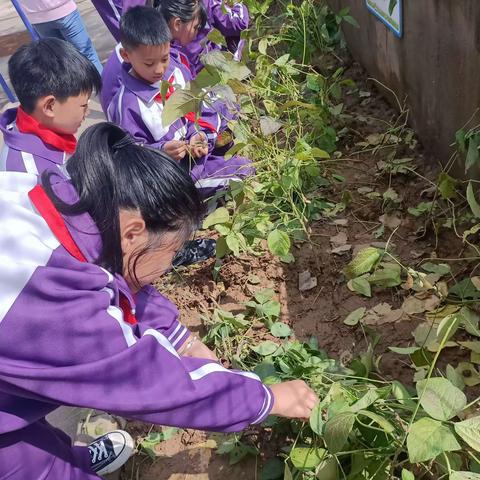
{"left": 0, "top": 38, "right": 101, "bottom": 175}
{"left": 0, "top": 122, "right": 318, "bottom": 479}
{"left": 92, "top": 0, "right": 248, "bottom": 72}
{"left": 107, "top": 6, "right": 252, "bottom": 195}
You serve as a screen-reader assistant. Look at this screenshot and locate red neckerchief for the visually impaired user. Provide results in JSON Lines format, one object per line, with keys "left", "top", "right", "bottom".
{"left": 155, "top": 73, "right": 217, "bottom": 134}
{"left": 28, "top": 185, "right": 138, "bottom": 326}
{"left": 16, "top": 107, "right": 77, "bottom": 154}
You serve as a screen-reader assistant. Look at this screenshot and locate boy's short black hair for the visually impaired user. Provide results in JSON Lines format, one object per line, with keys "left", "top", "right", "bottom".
{"left": 120, "top": 6, "right": 171, "bottom": 51}
{"left": 8, "top": 38, "right": 101, "bottom": 113}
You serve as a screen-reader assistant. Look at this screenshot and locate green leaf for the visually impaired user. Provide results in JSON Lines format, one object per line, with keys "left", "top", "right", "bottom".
{"left": 344, "top": 247, "right": 381, "bottom": 279}
{"left": 357, "top": 410, "right": 395, "bottom": 433}
{"left": 162, "top": 89, "right": 199, "bottom": 125}
{"left": 159, "top": 80, "right": 170, "bottom": 105}
{"left": 254, "top": 361, "right": 276, "bottom": 380}
{"left": 255, "top": 289, "right": 275, "bottom": 304}
{"left": 290, "top": 447, "right": 327, "bottom": 470}
{"left": 309, "top": 402, "right": 324, "bottom": 435}
{"left": 324, "top": 412, "right": 356, "bottom": 454}
{"left": 347, "top": 277, "right": 372, "bottom": 297}
{"left": 192, "top": 65, "right": 221, "bottom": 90}
{"left": 258, "top": 37, "right": 268, "bottom": 55}
{"left": 450, "top": 473, "right": 480, "bottom": 480}
{"left": 270, "top": 322, "right": 292, "bottom": 338}
{"left": 203, "top": 207, "right": 230, "bottom": 229}
{"left": 408, "top": 201, "right": 432, "bottom": 217}
{"left": 267, "top": 229, "right": 291, "bottom": 257}
{"left": 466, "top": 135, "right": 480, "bottom": 173}
{"left": 456, "top": 129, "right": 467, "bottom": 153}
{"left": 224, "top": 142, "right": 246, "bottom": 160}
{"left": 437, "top": 313, "right": 463, "bottom": 343}
{"left": 350, "top": 388, "right": 380, "bottom": 412}
{"left": 446, "top": 364, "right": 465, "bottom": 390}
{"left": 343, "top": 15, "right": 359, "bottom": 28}
{"left": 343, "top": 307, "right": 366, "bottom": 326}
{"left": 315, "top": 457, "right": 338, "bottom": 480}
{"left": 450, "top": 278, "right": 480, "bottom": 300}
{"left": 260, "top": 300, "right": 281, "bottom": 320}
{"left": 368, "top": 267, "right": 402, "bottom": 287}
{"left": 261, "top": 458, "right": 284, "bottom": 480}
{"left": 467, "top": 182, "right": 480, "bottom": 218}
{"left": 459, "top": 341, "right": 480, "bottom": 353}
{"left": 251, "top": 340, "right": 279, "bottom": 356}
{"left": 402, "top": 470, "right": 415, "bottom": 480}
{"left": 416, "top": 377, "right": 466, "bottom": 421}
{"left": 389, "top": 346, "right": 421, "bottom": 355}
{"left": 421, "top": 262, "right": 451, "bottom": 276}
{"left": 284, "top": 463, "right": 293, "bottom": 480}
{"left": 226, "top": 233, "right": 241, "bottom": 256}
{"left": 438, "top": 172, "right": 458, "bottom": 199}
{"left": 454, "top": 416, "right": 480, "bottom": 452}
{"left": 215, "top": 236, "right": 228, "bottom": 259}
{"left": 407, "top": 418, "right": 461, "bottom": 463}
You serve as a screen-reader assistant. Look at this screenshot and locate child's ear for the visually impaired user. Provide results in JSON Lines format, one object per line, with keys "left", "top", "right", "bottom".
{"left": 119, "top": 47, "right": 130, "bottom": 63}
{"left": 170, "top": 17, "right": 182, "bottom": 34}
{"left": 38, "top": 95, "right": 56, "bottom": 118}
{"left": 119, "top": 211, "right": 147, "bottom": 253}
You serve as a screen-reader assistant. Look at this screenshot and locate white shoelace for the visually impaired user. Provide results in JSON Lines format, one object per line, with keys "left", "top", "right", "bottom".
{"left": 88, "top": 440, "right": 109, "bottom": 463}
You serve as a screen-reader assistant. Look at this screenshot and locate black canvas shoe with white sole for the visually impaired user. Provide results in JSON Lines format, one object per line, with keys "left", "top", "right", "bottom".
{"left": 172, "top": 238, "right": 216, "bottom": 268}
{"left": 88, "top": 430, "right": 134, "bottom": 476}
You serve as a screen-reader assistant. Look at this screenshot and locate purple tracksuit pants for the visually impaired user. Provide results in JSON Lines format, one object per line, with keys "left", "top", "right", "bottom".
{"left": 0, "top": 419, "right": 98, "bottom": 479}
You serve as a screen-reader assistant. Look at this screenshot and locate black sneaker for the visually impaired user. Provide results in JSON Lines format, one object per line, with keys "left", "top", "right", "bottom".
{"left": 173, "top": 238, "right": 217, "bottom": 268}
{"left": 88, "top": 430, "right": 134, "bottom": 476}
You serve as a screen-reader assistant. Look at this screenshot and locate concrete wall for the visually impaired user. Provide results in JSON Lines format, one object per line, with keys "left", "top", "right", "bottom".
{"left": 327, "top": 0, "right": 480, "bottom": 170}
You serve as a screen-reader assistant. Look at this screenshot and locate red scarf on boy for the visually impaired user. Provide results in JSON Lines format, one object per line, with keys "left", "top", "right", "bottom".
{"left": 16, "top": 107, "right": 77, "bottom": 154}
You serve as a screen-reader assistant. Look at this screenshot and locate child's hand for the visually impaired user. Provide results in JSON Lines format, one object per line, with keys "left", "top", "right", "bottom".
{"left": 179, "top": 335, "right": 219, "bottom": 362}
{"left": 163, "top": 140, "right": 187, "bottom": 161}
{"left": 188, "top": 133, "right": 208, "bottom": 159}
{"left": 269, "top": 380, "right": 319, "bottom": 420}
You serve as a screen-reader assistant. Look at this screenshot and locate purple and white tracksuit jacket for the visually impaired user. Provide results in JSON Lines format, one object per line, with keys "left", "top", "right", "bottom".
{"left": 91, "top": 0, "right": 248, "bottom": 75}
{"left": 0, "top": 108, "right": 67, "bottom": 175}
{"left": 101, "top": 43, "right": 193, "bottom": 116}
{"left": 90, "top": 0, "right": 144, "bottom": 41}
{"left": 179, "top": 0, "right": 249, "bottom": 75}
{"left": 0, "top": 171, "right": 273, "bottom": 479}
{"left": 105, "top": 57, "right": 252, "bottom": 194}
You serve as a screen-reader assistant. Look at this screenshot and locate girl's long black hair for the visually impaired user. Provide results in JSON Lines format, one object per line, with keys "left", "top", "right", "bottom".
{"left": 42, "top": 122, "right": 204, "bottom": 282}
{"left": 153, "top": 0, "right": 207, "bottom": 31}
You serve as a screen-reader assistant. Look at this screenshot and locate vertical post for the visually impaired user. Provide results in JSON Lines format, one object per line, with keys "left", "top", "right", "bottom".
{"left": 2, "top": 0, "right": 40, "bottom": 102}
{"left": 0, "top": 74, "right": 16, "bottom": 103}
{"left": 10, "top": 0, "right": 39, "bottom": 40}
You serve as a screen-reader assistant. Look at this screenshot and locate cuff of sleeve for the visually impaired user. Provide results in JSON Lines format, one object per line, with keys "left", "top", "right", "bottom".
{"left": 167, "top": 323, "right": 191, "bottom": 350}
{"left": 251, "top": 384, "right": 274, "bottom": 425}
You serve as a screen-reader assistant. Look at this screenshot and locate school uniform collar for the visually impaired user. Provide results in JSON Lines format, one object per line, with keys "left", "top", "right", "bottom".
{"left": 121, "top": 68, "right": 160, "bottom": 104}
{"left": 16, "top": 107, "right": 77, "bottom": 154}
{"left": 0, "top": 108, "right": 66, "bottom": 165}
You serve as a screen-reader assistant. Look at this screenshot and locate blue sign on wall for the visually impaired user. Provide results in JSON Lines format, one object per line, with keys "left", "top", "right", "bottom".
{"left": 366, "top": 0, "right": 403, "bottom": 38}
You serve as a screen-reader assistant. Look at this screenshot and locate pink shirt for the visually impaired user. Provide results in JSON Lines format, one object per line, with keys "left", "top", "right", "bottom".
{"left": 17, "top": 0, "right": 77, "bottom": 24}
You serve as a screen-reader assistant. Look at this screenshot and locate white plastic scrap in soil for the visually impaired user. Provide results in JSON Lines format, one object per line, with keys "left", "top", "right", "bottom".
{"left": 298, "top": 270, "right": 317, "bottom": 292}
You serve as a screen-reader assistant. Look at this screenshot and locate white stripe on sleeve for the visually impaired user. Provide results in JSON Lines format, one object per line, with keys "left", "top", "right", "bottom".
{"left": 21, "top": 152, "right": 39, "bottom": 175}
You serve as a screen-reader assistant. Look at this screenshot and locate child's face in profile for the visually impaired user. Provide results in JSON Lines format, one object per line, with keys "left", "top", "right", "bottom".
{"left": 171, "top": 16, "right": 203, "bottom": 46}
{"left": 121, "top": 43, "right": 171, "bottom": 85}
{"left": 39, "top": 91, "right": 91, "bottom": 135}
